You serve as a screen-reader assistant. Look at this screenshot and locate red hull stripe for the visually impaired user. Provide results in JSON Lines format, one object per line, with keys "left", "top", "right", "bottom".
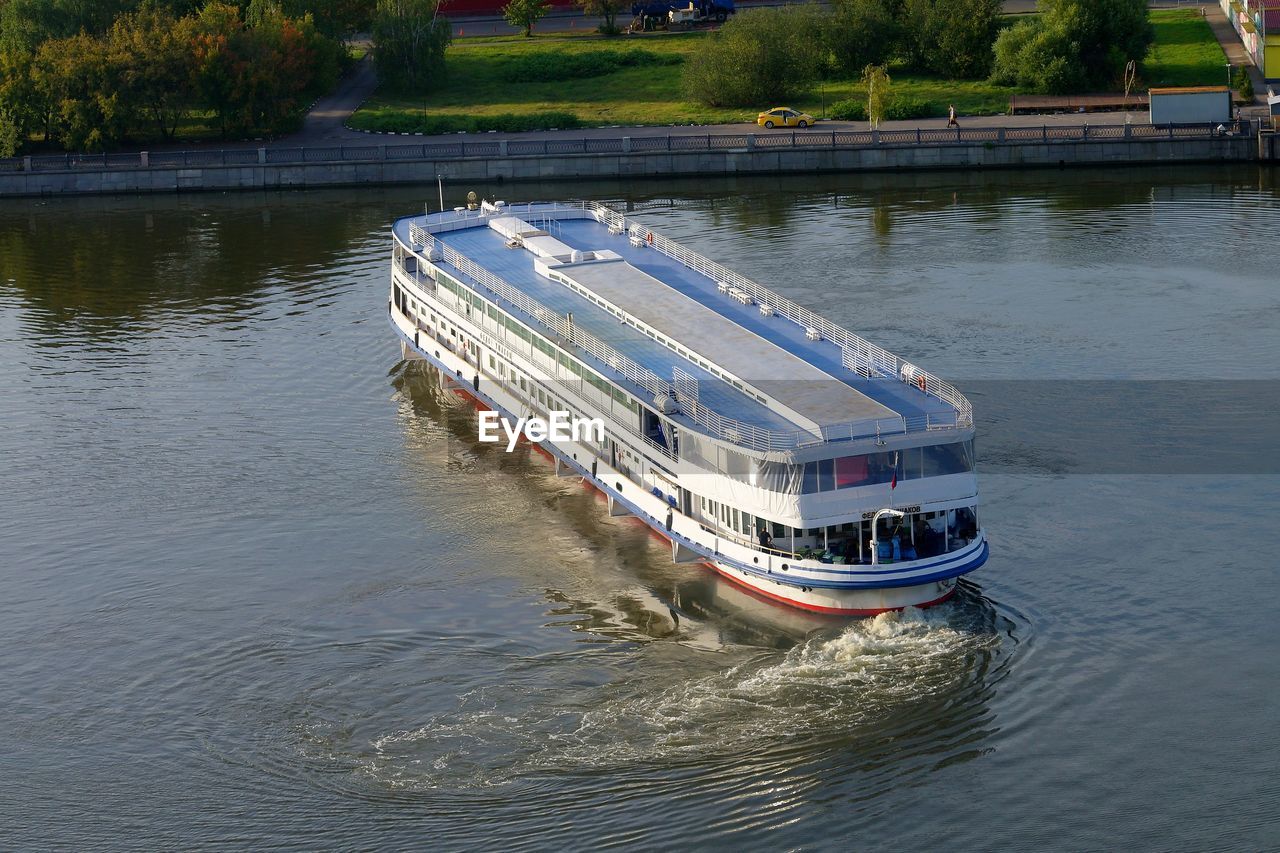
{"left": 398, "top": 324, "right": 964, "bottom": 616}
{"left": 703, "top": 560, "right": 957, "bottom": 616}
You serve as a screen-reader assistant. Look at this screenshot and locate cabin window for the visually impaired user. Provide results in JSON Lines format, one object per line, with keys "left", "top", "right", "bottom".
{"left": 923, "top": 442, "right": 973, "bottom": 477}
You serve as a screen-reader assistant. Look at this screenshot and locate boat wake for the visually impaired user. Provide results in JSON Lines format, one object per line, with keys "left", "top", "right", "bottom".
{"left": 361, "top": 601, "right": 1006, "bottom": 790}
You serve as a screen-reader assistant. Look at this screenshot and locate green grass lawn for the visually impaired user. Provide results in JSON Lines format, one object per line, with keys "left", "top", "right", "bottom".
{"left": 350, "top": 31, "right": 1016, "bottom": 133}
{"left": 1144, "top": 9, "right": 1229, "bottom": 88}
{"left": 348, "top": 10, "right": 1226, "bottom": 134}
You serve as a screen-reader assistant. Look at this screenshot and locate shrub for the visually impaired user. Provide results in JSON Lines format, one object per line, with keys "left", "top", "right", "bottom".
{"left": 503, "top": 0, "right": 551, "bottom": 37}
{"left": 1232, "top": 67, "right": 1253, "bottom": 101}
{"left": 827, "top": 98, "right": 867, "bottom": 121}
{"left": 373, "top": 0, "right": 452, "bottom": 93}
{"left": 825, "top": 0, "right": 896, "bottom": 75}
{"left": 883, "top": 96, "right": 934, "bottom": 120}
{"left": 502, "top": 48, "right": 681, "bottom": 82}
{"left": 928, "top": 0, "right": 1002, "bottom": 78}
{"left": 991, "top": 0, "right": 1152, "bottom": 93}
{"left": 354, "top": 110, "right": 583, "bottom": 134}
{"left": 682, "top": 6, "right": 826, "bottom": 107}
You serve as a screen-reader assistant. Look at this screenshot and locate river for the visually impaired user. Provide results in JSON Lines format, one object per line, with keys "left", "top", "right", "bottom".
{"left": 2, "top": 166, "right": 1278, "bottom": 850}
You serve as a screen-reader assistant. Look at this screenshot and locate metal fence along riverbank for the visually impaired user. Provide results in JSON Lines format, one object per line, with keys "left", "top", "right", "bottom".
{"left": 1, "top": 120, "right": 1271, "bottom": 197}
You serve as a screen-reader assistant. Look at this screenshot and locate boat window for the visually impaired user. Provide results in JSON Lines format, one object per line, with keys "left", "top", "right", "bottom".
{"left": 922, "top": 442, "right": 971, "bottom": 477}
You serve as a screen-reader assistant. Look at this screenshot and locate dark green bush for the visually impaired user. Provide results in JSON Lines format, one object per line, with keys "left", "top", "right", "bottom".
{"left": 682, "top": 6, "right": 826, "bottom": 107}
{"left": 502, "top": 49, "right": 681, "bottom": 82}
{"left": 827, "top": 98, "right": 868, "bottom": 121}
{"left": 357, "top": 110, "right": 583, "bottom": 135}
{"left": 825, "top": 0, "right": 897, "bottom": 75}
{"left": 1232, "top": 67, "right": 1254, "bottom": 101}
{"left": 991, "top": 0, "right": 1152, "bottom": 93}
{"left": 883, "top": 96, "right": 934, "bottom": 120}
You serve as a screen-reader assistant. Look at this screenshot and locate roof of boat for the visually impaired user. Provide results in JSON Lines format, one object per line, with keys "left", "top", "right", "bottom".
{"left": 392, "top": 202, "right": 967, "bottom": 450}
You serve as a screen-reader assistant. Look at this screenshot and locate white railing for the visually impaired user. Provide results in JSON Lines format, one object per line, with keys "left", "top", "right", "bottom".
{"left": 586, "top": 201, "right": 974, "bottom": 429}
{"left": 400, "top": 204, "right": 973, "bottom": 451}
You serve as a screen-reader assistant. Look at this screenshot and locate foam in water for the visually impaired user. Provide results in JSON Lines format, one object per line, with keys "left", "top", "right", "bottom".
{"left": 358, "top": 606, "right": 999, "bottom": 789}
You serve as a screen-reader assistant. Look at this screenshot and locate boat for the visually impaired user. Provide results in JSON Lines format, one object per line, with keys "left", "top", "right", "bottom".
{"left": 387, "top": 200, "right": 987, "bottom": 615}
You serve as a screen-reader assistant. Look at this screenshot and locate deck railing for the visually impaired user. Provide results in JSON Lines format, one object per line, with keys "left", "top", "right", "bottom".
{"left": 1, "top": 120, "right": 1253, "bottom": 173}
{"left": 403, "top": 203, "right": 976, "bottom": 451}
{"left": 585, "top": 202, "right": 975, "bottom": 430}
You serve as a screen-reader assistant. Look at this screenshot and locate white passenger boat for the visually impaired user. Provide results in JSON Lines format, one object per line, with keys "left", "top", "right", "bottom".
{"left": 388, "top": 200, "right": 987, "bottom": 615}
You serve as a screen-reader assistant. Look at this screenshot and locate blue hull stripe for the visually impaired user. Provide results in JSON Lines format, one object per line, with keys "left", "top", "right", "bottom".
{"left": 391, "top": 316, "right": 987, "bottom": 593}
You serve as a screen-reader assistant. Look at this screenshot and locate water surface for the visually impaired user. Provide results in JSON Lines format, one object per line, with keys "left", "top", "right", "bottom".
{"left": 1, "top": 166, "right": 1278, "bottom": 850}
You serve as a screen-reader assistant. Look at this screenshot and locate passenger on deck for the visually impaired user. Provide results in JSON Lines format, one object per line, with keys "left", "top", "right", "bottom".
{"left": 841, "top": 537, "right": 859, "bottom": 564}
{"left": 757, "top": 526, "right": 773, "bottom": 550}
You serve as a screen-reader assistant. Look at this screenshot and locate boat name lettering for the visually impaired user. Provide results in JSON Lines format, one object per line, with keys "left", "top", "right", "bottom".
{"left": 478, "top": 411, "right": 605, "bottom": 452}
{"left": 862, "top": 504, "right": 921, "bottom": 519}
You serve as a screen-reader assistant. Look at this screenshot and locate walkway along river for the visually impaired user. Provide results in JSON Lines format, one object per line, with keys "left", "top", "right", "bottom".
{"left": 1, "top": 120, "right": 1274, "bottom": 198}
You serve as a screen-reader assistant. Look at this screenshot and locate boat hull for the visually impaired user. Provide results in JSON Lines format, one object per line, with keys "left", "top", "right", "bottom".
{"left": 393, "top": 318, "right": 986, "bottom": 617}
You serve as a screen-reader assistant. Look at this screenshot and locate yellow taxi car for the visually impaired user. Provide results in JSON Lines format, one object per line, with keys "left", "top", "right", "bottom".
{"left": 756, "top": 107, "right": 815, "bottom": 129}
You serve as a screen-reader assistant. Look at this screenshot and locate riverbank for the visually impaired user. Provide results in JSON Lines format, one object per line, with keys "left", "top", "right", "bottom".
{"left": 349, "top": 9, "right": 1228, "bottom": 136}
{"left": 2, "top": 121, "right": 1271, "bottom": 199}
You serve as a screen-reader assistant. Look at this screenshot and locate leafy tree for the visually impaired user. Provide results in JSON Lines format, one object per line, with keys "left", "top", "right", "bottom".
{"left": 243, "top": 0, "right": 373, "bottom": 38}
{"left": 0, "top": 47, "right": 39, "bottom": 153}
{"left": 682, "top": 5, "right": 826, "bottom": 107}
{"left": 372, "top": 0, "right": 451, "bottom": 92}
{"left": 189, "top": 2, "right": 248, "bottom": 136}
{"left": 31, "top": 31, "right": 134, "bottom": 150}
{"left": 862, "top": 62, "right": 890, "bottom": 127}
{"left": 991, "top": 0, "right": 1152, "bottom": 93}
{"left": 825, "top": 0, "right": 896, "bottom": 75}
{"left": 503, "top": 0, "right": 549, "bottom": 37}
{"left": 108, "top": 7, "right": 195, "bottom": 140}
{"left": 896, "top": 0, "right": 1000, "bottom": 78}
{"left": 576, "top": 0, "right": 625, "bottom": 35}
{"left": 0, "top": 0, "right": 74, "bottom": 54}
{"left": 0, "top": 105, "right": 18, "bottom": 157}
{"left": 927, "top": 0, "right": 1001, "bottom": 78}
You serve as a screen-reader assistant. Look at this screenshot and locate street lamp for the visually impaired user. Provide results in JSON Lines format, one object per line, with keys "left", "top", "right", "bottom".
{"left": 437, "top": 173, "right": 445, "bottom": 213}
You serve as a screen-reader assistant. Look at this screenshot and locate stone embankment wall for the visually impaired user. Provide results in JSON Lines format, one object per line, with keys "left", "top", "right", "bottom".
{"left": 0, "top": 134, "right": 1268, "bottom": 198}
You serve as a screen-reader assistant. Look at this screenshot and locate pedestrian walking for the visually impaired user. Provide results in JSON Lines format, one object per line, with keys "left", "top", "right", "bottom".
{"left": 947, "top": 104, "right": 959, "bottom": 128}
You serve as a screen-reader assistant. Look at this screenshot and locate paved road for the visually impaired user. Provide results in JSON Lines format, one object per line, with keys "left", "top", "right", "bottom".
{"left": 298, "top": 55, "right": 378, "bottom": 144}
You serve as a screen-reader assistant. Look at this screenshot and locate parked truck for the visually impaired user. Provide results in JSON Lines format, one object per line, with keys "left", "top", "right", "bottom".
{"left": 631, "top": 0, "right": 734, "bottom": 29}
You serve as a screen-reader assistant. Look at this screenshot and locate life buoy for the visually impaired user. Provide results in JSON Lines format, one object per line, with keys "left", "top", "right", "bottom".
{"left": 646, "top": 231, "right": 654, "bottom": 244}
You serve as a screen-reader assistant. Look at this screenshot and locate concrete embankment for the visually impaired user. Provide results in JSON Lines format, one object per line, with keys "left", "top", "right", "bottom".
{"left": 2, "top": 129, "right": 1272, "bottom": 198}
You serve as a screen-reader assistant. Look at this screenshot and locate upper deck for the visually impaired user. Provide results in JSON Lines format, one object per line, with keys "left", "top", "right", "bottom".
{"left": 393, "top": 201, "right": 971, "bottom": 453}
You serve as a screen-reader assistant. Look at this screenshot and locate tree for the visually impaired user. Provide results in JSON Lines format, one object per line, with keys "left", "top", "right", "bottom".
{"left": 862, "top": 63, "right": 889, "bottom": 128}
{"left": 927, "top": 0, "right": 1001, "bottom": 78}
{"left": 503, "top": 0, "right": 549, "bottom": 37}
{"left": 896, "top": 0, "right": 1000, "bottom": 78}
{"left": 0, "top": 47, "right": 39, "bottom": 154}
{"left": 32, "top": 31, "right": 134, "bottom": 150}
{"left": 189, "top": 3, "right": 248, "bottom": 136}
{"left": 576, "top": 0, "right": 625, "bottom": 35}
{"left": 108, "top": 7, "right": 194, "bottom": 140}
{"left": 682, "top": 6, "right": 825, "bottom": 107}
{"left": 826, "top": 0, "right": 896, "bottom": 75}
{"left": 991, "top": 0, "right": 1152, "bottom": 93}
{"left": 372, "top": 0, "right": 450, "bottom": 92}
